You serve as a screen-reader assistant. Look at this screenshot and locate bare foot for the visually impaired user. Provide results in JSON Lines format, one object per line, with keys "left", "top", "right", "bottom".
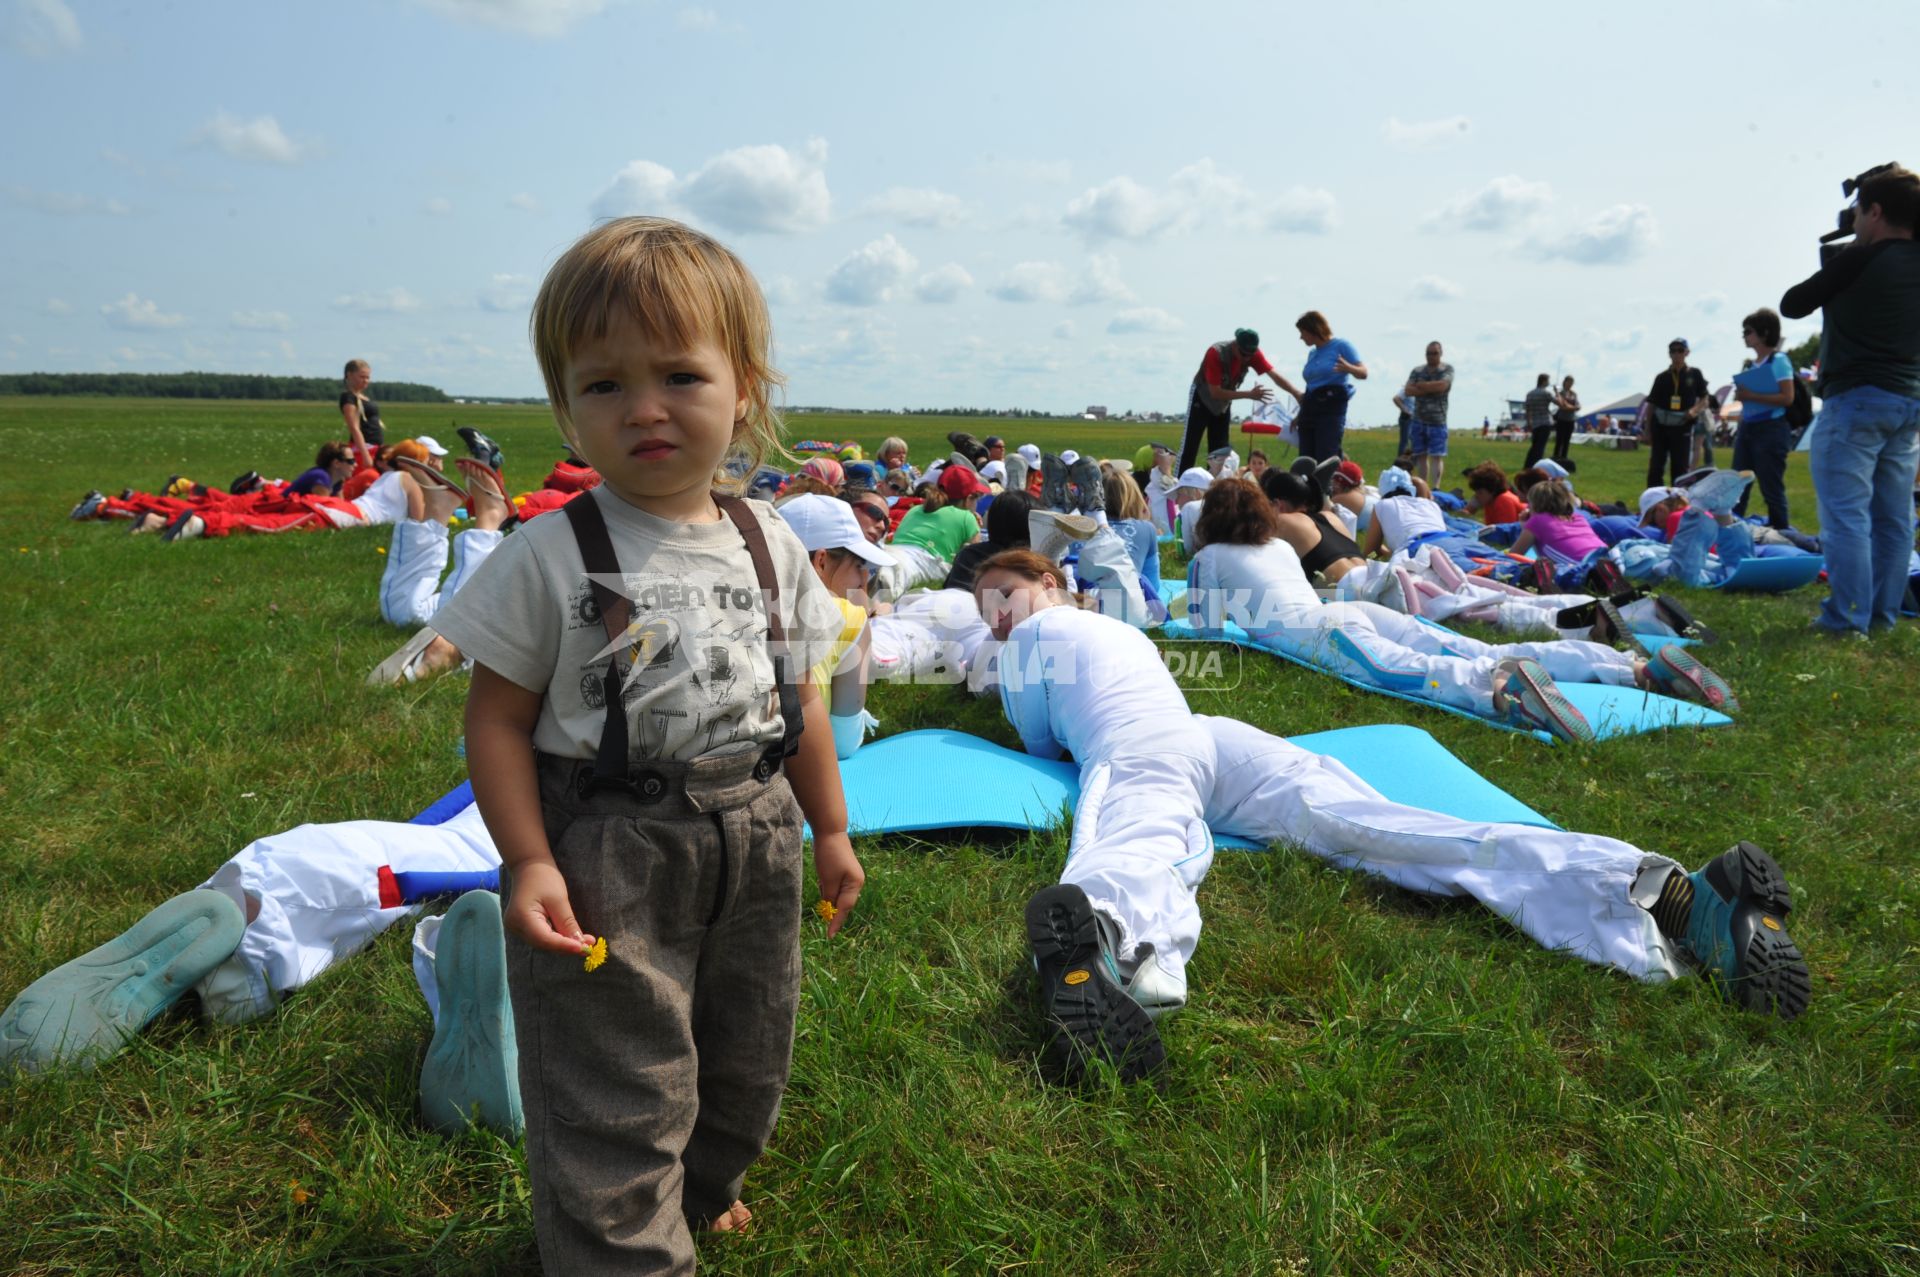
{"left": 456, "top": 458, "right": 511, "bottom": 531}
{"left": 703, "top": 1200, "right": 753, "bottom": 1234}
{"left": 411, "top": 634, "right": 464, "bottom": 681}
{"left": 420, "top": 483, "right": 463, "bottom": 526}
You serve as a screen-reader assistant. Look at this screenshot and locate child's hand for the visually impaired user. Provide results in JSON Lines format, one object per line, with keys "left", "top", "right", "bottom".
{"left": 504, "top": 860, "right": 595, "bottom": 954}
{"left": 811, "top": 832, "right": 864, "bottom": 940}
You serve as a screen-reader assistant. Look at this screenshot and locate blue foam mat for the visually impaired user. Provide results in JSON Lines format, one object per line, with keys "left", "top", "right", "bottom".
{"left": 1159, "top": 617, "right": 1731, "bottom": 743}
{"left": 830, "top": 726, "right": 1556, "bottom": 847}
{"left": 1709, "top": 554, "right": 1824, "bottom": 592}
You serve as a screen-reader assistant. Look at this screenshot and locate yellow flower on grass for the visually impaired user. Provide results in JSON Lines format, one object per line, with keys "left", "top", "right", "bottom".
{"left": 583, "top": 936, "right": 608, "bottom": 972}
{"left": 814, "top": 899, "right": 837, "bottom": 923}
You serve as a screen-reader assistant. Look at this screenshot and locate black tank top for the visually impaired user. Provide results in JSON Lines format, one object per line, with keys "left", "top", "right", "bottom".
{"left": 1298, "top": 511, "right": 1362, "bottom": 577}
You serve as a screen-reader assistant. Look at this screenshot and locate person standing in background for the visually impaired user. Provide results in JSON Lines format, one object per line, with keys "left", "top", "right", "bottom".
{"left": 1521, "top": 374, "right": 1561, "bottom": 468}
{"left": 1644, "top": 339, "right": 1711, "bottom": 486}
{"left": 1179, "top": 329, "right": 1286, "bottom": 474}
{"left": 1403, "top": 341, "right": 1454, "bottom": 490}
{"left": 339, "top": 359, "right": 385, "bottom": 465}
{"left": 1780, "top": 163, "right": 1920, "bottom": 635}
{"left": 1729, "top": 308, "right": 1797, "bottom": 528}
{"left": 1550, "top": 375, "right": 1580, "bottom": 468}
{"left": 1270, "top": 311, "right": 1367, "bottom": 462}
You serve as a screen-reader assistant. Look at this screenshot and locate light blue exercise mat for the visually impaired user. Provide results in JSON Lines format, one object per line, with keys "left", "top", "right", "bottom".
{"left": 1710, "top": 555, "right": 1824, "bottom": 592}
{"left": 1158, "top": 617, "right": 1732, "bottom": 744}
{"left": 823, "top": 725, "right": 1557, "bottom": 848}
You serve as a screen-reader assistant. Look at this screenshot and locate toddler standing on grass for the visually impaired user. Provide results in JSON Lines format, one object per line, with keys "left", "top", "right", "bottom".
{"left": 431, "top": 217, "right": 864, "bottom": 1275}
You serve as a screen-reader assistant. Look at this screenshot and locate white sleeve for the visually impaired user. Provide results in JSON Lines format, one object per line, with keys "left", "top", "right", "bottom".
{"left": 998, "top": 634, "right": 1062, "bottom": 760}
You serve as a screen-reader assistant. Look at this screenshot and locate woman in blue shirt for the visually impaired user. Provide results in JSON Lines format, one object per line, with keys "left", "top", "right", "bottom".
{"left": 1272, "top": 310, "right": 1367, "bottom": 462}
{"left": 1731, "top": 307, "right": 1798, "bottom": 528}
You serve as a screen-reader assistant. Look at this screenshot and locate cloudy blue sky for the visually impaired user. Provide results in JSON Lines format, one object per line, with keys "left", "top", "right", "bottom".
{"left": 4, "top": 0, "right": 1916, "bottom": 423}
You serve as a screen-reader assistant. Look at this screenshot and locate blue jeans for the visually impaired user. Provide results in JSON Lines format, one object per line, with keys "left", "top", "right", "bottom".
{"left": 1731, "top": 418, "right": 1793, "bottom": 528}
{"left": 1807, "top": 384, "right": 1920, "bottom": 633}
{"left": 1668, "top": 508, "right": 1753, "bottom": 587}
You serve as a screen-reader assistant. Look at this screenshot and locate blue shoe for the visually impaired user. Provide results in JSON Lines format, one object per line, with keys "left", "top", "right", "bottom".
{"left": 1647, "top": 645, "right": 1739, "bottom": 713}
{"left": 0, "top": 890, "right": 245, "bottom": 1074}
{"left": 1025, "top": 884, "right": 1164, "bottom": 1084}
{"left": 68, "top": 490, "right": 106, "bottom": 520}
{"left": 418, "top": 891, "right": 522, "bottom": 1137}
{"left": 1680, "top": 843, "right": 1809, "bottom": 1020}
{"left": 1685, "top": 469, "right": 1755, "bottom": 516}
{"left": 1040, "top": 453, "right": 1071, "bottom": 513}
{"left": 1493, "top": 657, "right": 1595, "bottom": 744}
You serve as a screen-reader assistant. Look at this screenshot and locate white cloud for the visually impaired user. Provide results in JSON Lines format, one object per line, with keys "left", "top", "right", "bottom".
{"left": 1383, "top": 115, "right": 1472, "bottom": 148}
{"left": 3, "top": 0, "right": 81, "bottom": 57}
{"left": 825, "top": 234, "right": 917, "bottom": 306}
{"left": 591, "top": 140, "right": 831, "bottom": 234}
{"left": 913, "top": 263, "right": 972, "bottom": 304}
{"left": 1265, "top": 186, "right": 1338, "bottom": 234}
{"left": 507, "top": 191, "right": 543, "bottom": 213}
{"left": 781, "top": 314, "right": 894, "bottom": 370}
{"left": 4, "top": 184, "right": 128, "bottom": 215}
{"left": 1063, "top": 175, "right": 1181, "bottom": 242}
{"left": 1696, "top": 292, "right": 1727, "bottom": 315}
{"left": 231, "top": 309, "right": 292, "bottom": 331}
{"left": 194, "top": 113, "right": 310, "bottom": 165}
{"left": 989, "top": 260, "right": 1069, "bottom": 304}
{"left": 478, "top": 274, "right": 536, "bottom": 312}
{"left": 1584, "top": 326, "right": 1644, "bottom": 351}
{"left": 863, "top": 186, "right": 967, "bottom": 229}
{"left": 1485, "top": 342, "right": 1545, "bottom": 374}
{"left": 44, "top": 297, "right": 72, "bottom": 315}
{"left": 1535, "top": 204, "right": 1658, "bottom": 265}
{"left": 1108, "top": 307, "right": 1184, "bottom": 335}
{"left": 1053, "top": 321, "right": 1076, "bottom": 340}
{"left": 424, "top": 196, "right": 454, "bottom": 215}
{"left": 333, "top": 287, "right": 423, "bottom": 313}
{"left": 101, "top": 293, "right": 185, "bottom": 330}
{"left": 673, "top": 6, "right": 739, "bottom": 31}
{"left": 1423, "top": 175, "right": 1553, "bottom": 233}
{"left": 410, "top": 0, "right": 609, "bottom": 37}
{"left": 1409, "top": 275, "right": 1462, "bottom": 301}
{"left": 1069, "top": 254, "right": 1134, "bottom": 305}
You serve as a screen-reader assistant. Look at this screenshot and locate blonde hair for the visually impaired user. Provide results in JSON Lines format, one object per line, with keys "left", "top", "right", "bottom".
{"left": 878, "top": 436, "right": 908, "bottom": 462}
{"left": 343, "top": 359, "right": 369, "bottom": 382}
{"left": 1527, "top": 478, "right": 1577, "bottom": 518}
{"left": 1104, "top": 470, "right": 1148, "bottom": 521}
{"left": 530, "top": 217, "right": 786, "bottom": 494}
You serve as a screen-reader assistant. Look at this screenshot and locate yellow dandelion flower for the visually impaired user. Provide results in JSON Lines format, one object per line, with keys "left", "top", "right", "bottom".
{"left": 376, "top": 547, "right": 387, "bottom": 555}
{"left": 583, "top": 936, "right": 608, "bottom": 972}
{"left": 814, "top": 899, "right": 837, "bottom": 923}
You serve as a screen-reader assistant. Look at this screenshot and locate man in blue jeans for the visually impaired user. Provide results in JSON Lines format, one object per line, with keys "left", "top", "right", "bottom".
{"left": 1782, "top": 164, "right": 1920, "bottom": 635}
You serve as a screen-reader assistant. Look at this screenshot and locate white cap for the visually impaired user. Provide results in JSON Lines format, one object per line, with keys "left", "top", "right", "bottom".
{"left": 1638, "top": 486, "right": 1686, "bottom": 518}
{"left": 1017, "top": 443, "right": 1042, "bottom": 466}
{"left": 1061, "top": 449, "right": 1080, "bottom": 466}
{"left": 412, "top": 435, "right": 449, "bottom": 457}
{"left": 1175, "top": 467, "right": 1214, "bottom": 491}
{"left": 1535, "top": 457, "right": 1571, "bottom": 482}
{"left": 1378, "top": 465, "right": 1416, "bottom": 498}
{"left": 979, "top": 459, "right": 1007, "bottom": 484}
{"left": 776, "top": 495, "right": 896, "bottom": 567}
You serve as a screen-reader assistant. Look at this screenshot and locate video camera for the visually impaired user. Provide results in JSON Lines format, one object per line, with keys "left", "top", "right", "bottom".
{"left": 1820, "top": 162, "right": 1900, "bottom": 263}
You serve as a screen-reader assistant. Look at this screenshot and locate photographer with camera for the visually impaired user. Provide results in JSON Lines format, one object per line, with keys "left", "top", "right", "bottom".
{"left": 1781, "top": 163, "right": 1920, "bottom": 636}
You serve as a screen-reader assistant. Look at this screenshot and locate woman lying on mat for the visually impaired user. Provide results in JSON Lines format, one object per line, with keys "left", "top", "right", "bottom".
{"left": 966, "top": 545, "right": 1809, "bottom": 1084}
{"left": 1186, "top": 480, "right": 1738, "bottom": 742}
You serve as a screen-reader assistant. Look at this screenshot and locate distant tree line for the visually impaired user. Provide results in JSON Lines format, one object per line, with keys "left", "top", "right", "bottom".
{"left": 0, "top": 372, "right": 450, "bottom": 402}
{"left": 788, "top": 405, "right": 1062, "bottom": 418}
{"left": 1786, "top": 334, "right": 1819, "bottom": 370}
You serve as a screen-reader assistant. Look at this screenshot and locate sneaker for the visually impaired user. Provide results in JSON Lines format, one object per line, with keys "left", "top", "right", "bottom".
{"left": 456, "top": 426, "right": 505, "bottom": 472}
{"left": 1492, "top": 657, "right": 1596, "bottom": 744}
{"left": 1685, "top": 469, "right": 1755, "bottom": 517}
{"left": 1027, "top": 509, "right": 1100, "bottom": 562}
{"left": 160, "top": 512, "right": 206, "bottom": 543}
{"left": 68, "top": 490, "right": 106, "bottom": 520}
{"left": 1652, "top": 595, "right": 1717, "bottom": 643}
{"left": 1040, "top": 453, "right": 1071, "bottom": 513}
{"left": 1679, "top": 843, "right": 1810, "bottom": 1020}
{"left": 1646, "top": 645, "right": 1739, "bottom": 712}
{"left": 0, "top": 890, "right": 245, "bottom": 1074}
{"left": 1024, "top": 884, "right": 1165, "bottom": 1084}
{"left": 228, "top": 470, "right": 264, "bottom": 496}
{"left": 418, "top": 891, "right": 523, "bottom": 1137}
{"left": 1067, "top": 454, "right": 1105, "bottom": 517}
{"left": 1533, "top": 557, "right": 1558, "bottom": 592}
{"left": 1589, "top": 598, "right": 1646, "bottom": 654}
{"left": 1586, "top": 556, "right": 1628, "bottom": 596}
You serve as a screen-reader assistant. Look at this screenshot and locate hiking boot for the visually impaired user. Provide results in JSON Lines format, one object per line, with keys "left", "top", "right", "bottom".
{"left": 228, "top": 470, "right": 264, "bottom": 495}
{"left": 1492, "top": 657, "right": 1595, "bottom": 744}
{"left": 1533, "top": 557, "right": 1558, "bottom": 592}
{"left": 456, "top": 426, "right": 505, "bottom": 472}
{"left": 1686, "top": 469, "right": 1755, "bottom": 517}
{"left": 1024, "top": 884, "right": 1165, "bottom": 1084}
{"left": 1652, "top": 595, "right": 1717, "bottom": 643}
{"left": 0, "top": 890, "right": 245, "bottom": 1074}
{"left": 1067, "top": 454, "right": 1105, "bottom": 517}
{"left": 1587, "top": 556, "right": 1628, "bottom": 595}
{"left": 1040, "top": 453, "right": 1071, "bottom": 512}
{"left": 1590, "top": 598, "right": 1646, "bottom": 654}
{"left": 946, "top": 430, "right": 989, "bottom": 466}
{"left": 68, "top": 490, "right": 106, "bottom": 520}
{"left": 418, "top": 891, "right": 523, "bottom": 1137}
{"left": 1679, "top": 843, "right": 1809, "bottom": 1020}
{"left": 1646, "top": 646, "right": 1739, "bottom": 713}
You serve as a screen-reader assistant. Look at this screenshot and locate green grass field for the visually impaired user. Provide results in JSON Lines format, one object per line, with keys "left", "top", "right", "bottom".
{"left": 2, "top": 397, "right": 1917, "bottom": 1275}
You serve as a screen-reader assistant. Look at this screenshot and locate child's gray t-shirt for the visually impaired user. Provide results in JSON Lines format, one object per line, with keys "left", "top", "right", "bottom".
{"left": 434, "top": 487, "right": 839, "bottom": 764}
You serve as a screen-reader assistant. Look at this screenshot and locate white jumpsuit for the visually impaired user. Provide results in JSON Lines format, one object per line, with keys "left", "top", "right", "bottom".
{"left": 1189, "top": 539, "right": 1640, "bottom": 719}
{"left": 378, "top": 519, "right": 504, "bottom": 628}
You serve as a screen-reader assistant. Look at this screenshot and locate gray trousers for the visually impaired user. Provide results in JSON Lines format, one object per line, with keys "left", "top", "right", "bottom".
{"left": 509, "top": 750, "right": 804, "bottom": 1276}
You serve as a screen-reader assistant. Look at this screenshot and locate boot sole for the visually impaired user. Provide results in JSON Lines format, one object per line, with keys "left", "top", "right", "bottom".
{"left": 1654, "top": 647, "right": 1739, "bottom": 713}
{"left": 418, "top": 892, "right": 522, "bottom": 1137}
{"left": 0, "top": 890, "right": 245, "bottom": 1073}
{"left": 1506, "top": 660, "right": 1595, "bottom": 744}
{"left": 1705, "top": 843, "right": 1809, "bottom": 1020}
{"left": 1024, "top": 886, "right": 1164, "bottom": 1084}
{"left": 1653, "top": 595, "right": 1718, "bottom": 644}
